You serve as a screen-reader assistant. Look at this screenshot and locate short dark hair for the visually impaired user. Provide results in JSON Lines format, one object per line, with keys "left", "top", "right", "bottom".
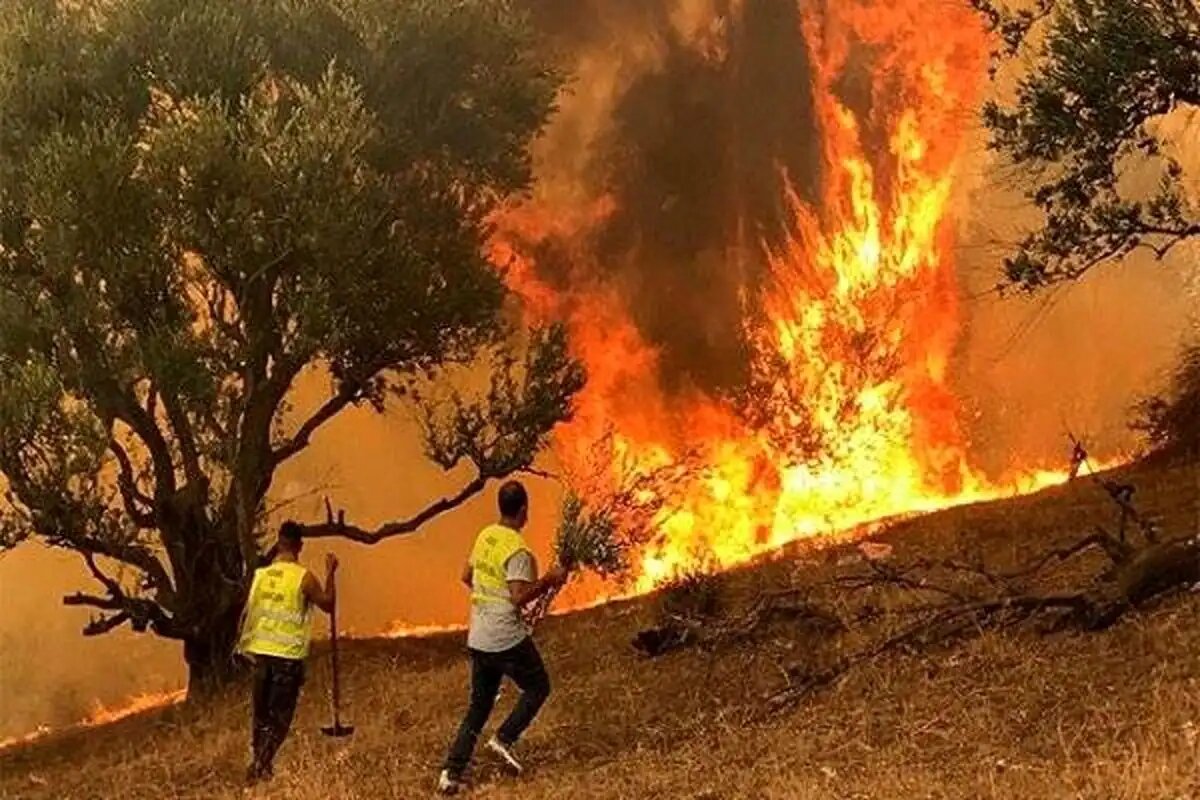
{"left": 497, "top": 480, "right": 528, "bottom": 518}
{"left": 279, "top": 520, "right": 304, "bottom": 544}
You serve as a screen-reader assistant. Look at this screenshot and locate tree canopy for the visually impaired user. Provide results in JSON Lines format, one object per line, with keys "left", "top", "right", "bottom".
{"left": 974, "top": 0, "right": 1200, "bottom": 289}
{"left": 0, "top": 0, "right": 583, "bottom": 686}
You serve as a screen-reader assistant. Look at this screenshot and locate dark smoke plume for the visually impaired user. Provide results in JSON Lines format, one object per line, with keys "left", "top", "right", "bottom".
{"left": 523, "top": 0, "right": 822, "bottom": 394}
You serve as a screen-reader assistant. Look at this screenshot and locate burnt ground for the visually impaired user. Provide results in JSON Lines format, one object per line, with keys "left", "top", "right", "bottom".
{"left": 1, "top": 459, "right": 1196, "bottom": 800}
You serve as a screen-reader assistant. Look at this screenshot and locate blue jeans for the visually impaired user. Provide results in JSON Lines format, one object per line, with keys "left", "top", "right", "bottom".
{"left": 443, "top": 638, "right": 551, "bottom": 777}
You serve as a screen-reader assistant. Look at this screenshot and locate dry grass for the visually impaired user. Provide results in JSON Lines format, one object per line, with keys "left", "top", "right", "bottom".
{"left": 2, "top": 461, "right": 1197, "bottom": 800}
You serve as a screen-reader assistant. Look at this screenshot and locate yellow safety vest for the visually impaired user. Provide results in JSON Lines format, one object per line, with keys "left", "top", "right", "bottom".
{"left": 470, "top": 524, "right": 527, "bottom": 607}
{"left": 239, "top": 561, "right": 313, "bottom": 660}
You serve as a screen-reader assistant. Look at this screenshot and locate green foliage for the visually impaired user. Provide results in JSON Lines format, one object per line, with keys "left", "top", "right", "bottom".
{"left": 527, "top": 487, "right": 643, "bottom": 625}
{"left": 0, "top": 0, "right": 576, "bottom": 662}
{"left": 0, "top": 358, "right": 112, "bottom": 550}
{"left": 978, "top": 0, "right": 1200, "bottom": 289}
{"left": 419, "top": 325, "right": 586, "bottom": 479}
{"left": 553, "top": 492, "right": 628, "bottom": 578}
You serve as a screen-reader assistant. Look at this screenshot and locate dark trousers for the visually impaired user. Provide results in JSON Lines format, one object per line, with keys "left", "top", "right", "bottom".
{"left": 444, "top": 638, "right": 551, "bottom": 777}
{"left": 249, "top": 655, "right": 305, "bottom": 778}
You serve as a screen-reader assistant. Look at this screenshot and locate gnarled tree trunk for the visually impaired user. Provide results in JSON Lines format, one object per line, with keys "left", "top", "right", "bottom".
{"left": 183, "top": 603, "right": 248, "bottom": 695}
{"left": 174, "top": 517, "right": 255, "bottom": 696}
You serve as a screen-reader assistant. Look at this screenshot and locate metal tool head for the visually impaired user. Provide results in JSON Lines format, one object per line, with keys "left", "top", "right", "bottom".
{"left": 320, "top": 723, "right": 355, "bottom": 738}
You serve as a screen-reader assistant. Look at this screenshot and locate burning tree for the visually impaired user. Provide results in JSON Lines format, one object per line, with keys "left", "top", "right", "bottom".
{"left": 0, "top": 0, "right": 583, "bottom": 691}
{"left": 706, "top": 0, "right": 1200, "bottom": 683}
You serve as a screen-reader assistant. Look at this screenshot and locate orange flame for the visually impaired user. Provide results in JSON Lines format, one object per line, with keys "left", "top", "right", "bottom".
{"left": 0, "top": 689, "right": 185, "bottom": 752}
{"left": 82, "top": 689, "right": 186, "bottom": 726}
{"left": 384, "top": 621, "right": 466, "bottom": 638}
{"left": 490, "top": 1, "right": 1100, "bottom": 594}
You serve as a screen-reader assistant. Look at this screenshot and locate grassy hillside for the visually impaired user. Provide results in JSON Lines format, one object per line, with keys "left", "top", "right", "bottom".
{"left": 1, "top": 460, "right": 1197, "bottom": 800}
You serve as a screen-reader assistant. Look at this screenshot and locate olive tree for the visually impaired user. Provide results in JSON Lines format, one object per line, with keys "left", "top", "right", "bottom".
{"left": 0, "top": 0, "right": 583, "bottom": 691}
{"left": 974, "top": 0, "right": 1199, "bottom": 288}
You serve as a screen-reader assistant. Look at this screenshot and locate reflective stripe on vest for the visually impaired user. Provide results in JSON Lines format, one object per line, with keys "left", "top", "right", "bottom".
{"left": 469, "top": 524, "right": 526, "bottom": 607}
{"left": 240, "top": 562, "right": 312, "bottom": 660}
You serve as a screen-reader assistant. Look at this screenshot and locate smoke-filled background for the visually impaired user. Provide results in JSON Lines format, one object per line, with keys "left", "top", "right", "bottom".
{"left": 0, "top": 0, "right": 1194, "bottom": 740}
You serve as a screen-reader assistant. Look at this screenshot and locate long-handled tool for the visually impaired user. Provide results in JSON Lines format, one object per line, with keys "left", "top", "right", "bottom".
{"left": 320, "top": 579, "right": 355, "bottom": 738}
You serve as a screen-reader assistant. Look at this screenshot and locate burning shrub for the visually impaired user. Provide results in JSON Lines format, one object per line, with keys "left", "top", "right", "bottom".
{"left": 1133, "top": 342, "right": 1200, "bottom": 459}
{"left": 549, "top": 429, "right": 693, "bottom": 582}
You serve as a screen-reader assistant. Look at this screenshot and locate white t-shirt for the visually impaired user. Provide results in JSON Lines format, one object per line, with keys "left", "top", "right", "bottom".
{"left": 467, "top": 549, "right": 537, "bottom": 653}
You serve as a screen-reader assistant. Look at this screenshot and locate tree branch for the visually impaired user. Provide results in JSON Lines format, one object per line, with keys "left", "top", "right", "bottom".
{"left": 224, "top": 353, "right": 306, "bottom": 567}
{"left": 62, "top": 586, "right": 181, "bottom": 639}
{"left": 1006, "top": 528, "right": 1132, "bottom": 574}
{"left": 271, "top": 383, "right": 364, "bottom": 467}
{"left": 1142, "top": 223, "right": 1200, "bottom": 260}
{"left": 298, "top": 474, "right": 489, "bottom": 544}
{"left": 0, "top": 457, "right": 176, "bottom": 602}
{"left": 159, "top": 389, "right": 205, "bottom": 492}
{"left": 84, "top": 611, "right": 133, "bottom": 637}
{"left": 109, "top": 437, "right": 157, "bottom": 529}
{"left": 73, "top": 534, "right": 175, "bottom": 604}
{"left": 836, "top": 559, "right": 974, "bottom": 603}
{"left": 107, "top": 389, "right": 177, "bottom": 499}
{"left": 67, "top": 327, "right": 178, "bottom": 501}
{"left": 521, "top": 466, "right": 559, "bottom": 481}
{"left": 81, "top": 551, "right": 123, "bottom": 598}
{"left": 63, "top": 591, "right": 125, "bottom": 611}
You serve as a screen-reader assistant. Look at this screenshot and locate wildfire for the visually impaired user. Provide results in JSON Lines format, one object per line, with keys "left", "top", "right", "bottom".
{"left": 490, "top": 0, "right": 1096, "bottom": 594}
{"left": 0, "top": 689, "right": 185, "bottom": 752}
{"left": 384, "top": 621, "right": 466, "bottom": 638}
{"left": 2, "top": 0, "right": 1122, "bottom": 752}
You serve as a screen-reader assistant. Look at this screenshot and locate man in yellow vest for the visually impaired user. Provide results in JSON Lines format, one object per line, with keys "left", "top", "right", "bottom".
{"left": 437, "top": 480, "right": 567, "bottom": 794}
{"left": 238, "top": 520, "right": 338, "bottom": 784}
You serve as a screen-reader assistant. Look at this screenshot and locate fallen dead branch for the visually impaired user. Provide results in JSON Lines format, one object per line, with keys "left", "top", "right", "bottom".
{"left": 626, "top": 470, "right": 1199, "bottom": 710}
{"left": 765, "top": 479, "right": 1199, "bottom": 708}
{"left": 632, "top": 588, "right": 845, "bottom": 657}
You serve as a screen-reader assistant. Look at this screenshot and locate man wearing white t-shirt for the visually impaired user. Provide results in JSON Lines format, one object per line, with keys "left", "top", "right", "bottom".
{"left": 437, "top": 481, "right": 566, "bottom": 794}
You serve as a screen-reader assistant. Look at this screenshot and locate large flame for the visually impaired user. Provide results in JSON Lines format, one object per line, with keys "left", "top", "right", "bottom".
{"left": 491, "top": 0, "right": 1091, "bottom": 594}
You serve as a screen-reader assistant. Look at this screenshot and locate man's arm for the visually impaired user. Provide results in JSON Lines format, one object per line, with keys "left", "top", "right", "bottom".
{"left": 303, "top": 554, "right": 339, "bottom": 613}
{"left": 508, "top": 563, "right": 567, "bottom": 609}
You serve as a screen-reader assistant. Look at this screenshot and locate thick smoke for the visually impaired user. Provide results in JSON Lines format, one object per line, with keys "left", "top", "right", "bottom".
{"left": 518, "top": 0, "right": 1195, "bottom": 468}
{"left": 952, "top": 83, "right": 1198, "bottom": 471}
{"left": 0, "top": 547, "right": 183, "bottom": 740}
{"left": 521, "top": 0, "right": 821, "bottom": 394}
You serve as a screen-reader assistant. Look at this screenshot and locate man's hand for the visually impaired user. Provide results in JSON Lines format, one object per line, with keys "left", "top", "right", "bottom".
{"left": 545, "top": 563, "right": 569, "bottom": 588}
{"left": 510, "top": 563, "right": 569, "bottom": 609}
{"left": 325, "top": 553, "right": 340, "bottom": 574}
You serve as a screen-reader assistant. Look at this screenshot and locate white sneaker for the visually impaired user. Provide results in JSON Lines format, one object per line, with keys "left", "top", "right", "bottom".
{"left": 486, "top": 737, "right": 523, "bottom": 775}
{"left": 436, "top": 770, "right": 463, "bottom": 795}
